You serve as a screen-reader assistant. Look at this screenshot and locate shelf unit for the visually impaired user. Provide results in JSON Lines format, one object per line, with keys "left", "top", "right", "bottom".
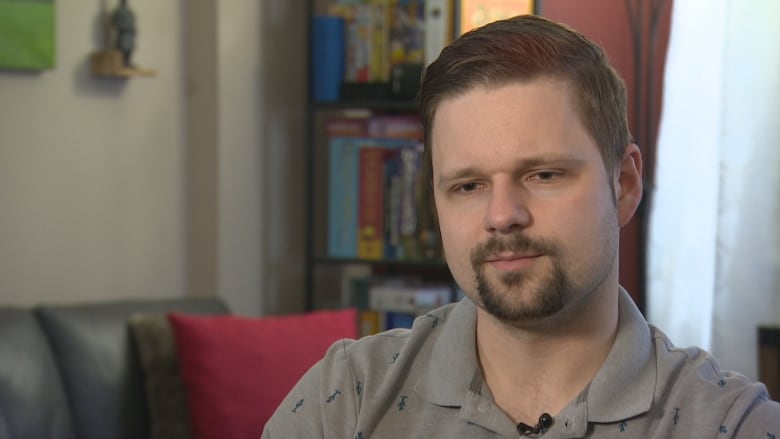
{"left": 304, "top": 103, "right": 454, "bottom": 311}
{"left": 305, "top": 0, "right": 456, "bottom": 317}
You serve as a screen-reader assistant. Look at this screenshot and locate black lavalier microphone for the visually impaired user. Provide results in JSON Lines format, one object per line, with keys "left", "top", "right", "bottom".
{"left": 517, "top": 413, "right": 553, "bottom": 435}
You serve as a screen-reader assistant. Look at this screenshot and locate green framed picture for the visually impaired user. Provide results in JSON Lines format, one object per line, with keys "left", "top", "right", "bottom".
{"left": 0, "top": 0, "right": 55, "bottom": 70}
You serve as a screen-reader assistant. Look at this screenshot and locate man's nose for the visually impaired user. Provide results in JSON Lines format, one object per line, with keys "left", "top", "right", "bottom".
{"left": 483, "top": 181, "right": 531, "bottom": 233}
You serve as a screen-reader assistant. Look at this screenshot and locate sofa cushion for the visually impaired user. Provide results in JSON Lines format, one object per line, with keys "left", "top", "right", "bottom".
{"left": 35, "top": 297, "right": 228, "bottom": 439}
{"left": 128, "top": 313, "right": 191, "bottom": 439}
{"left": 0, "top": 307, "right": 76, "bottom": 439}
{"left": 168, "top": 308, "right": 358, "bottom": 439}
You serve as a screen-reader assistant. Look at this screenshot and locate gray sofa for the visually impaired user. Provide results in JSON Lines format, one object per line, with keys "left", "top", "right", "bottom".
{"left": 0, "top": 296, "right": 228, "bottom": 439}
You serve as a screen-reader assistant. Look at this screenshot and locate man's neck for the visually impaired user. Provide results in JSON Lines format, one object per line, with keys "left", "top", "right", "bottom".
{"left": 475, "top": 288, "right": 620, "bottom": 425}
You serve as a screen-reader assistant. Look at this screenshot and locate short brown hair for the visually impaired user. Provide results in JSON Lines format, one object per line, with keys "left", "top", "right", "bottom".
{"left": 419, "top": 14, "right": 632, "bottom": 180}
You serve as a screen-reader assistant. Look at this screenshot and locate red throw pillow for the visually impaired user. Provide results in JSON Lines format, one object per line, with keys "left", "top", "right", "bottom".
{"left": 168, "top": 308, "right": 358, "bottom": 439}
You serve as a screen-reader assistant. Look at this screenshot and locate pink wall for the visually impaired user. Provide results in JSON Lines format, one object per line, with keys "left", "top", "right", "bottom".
{"left": 540, "top": 0, "right": 673, "bottom": 310}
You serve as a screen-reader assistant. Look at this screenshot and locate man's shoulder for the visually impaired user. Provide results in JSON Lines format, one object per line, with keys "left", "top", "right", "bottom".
{"left": 649, "top": 325, "right": 780, "bottom": 434}
{"left": 340, "top": 301, "right": 461, "bottom": 370}
{"left": 650, "top": 325, "right": 757, "bottom": 393}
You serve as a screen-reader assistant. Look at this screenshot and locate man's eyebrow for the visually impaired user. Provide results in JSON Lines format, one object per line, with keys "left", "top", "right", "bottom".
{"left": 436, "top": 166, "right": 480, "bottom": 187}
{"left": 436, "top": 155, "right": 586, "bottom": 187}
{"left": 512, "top": 155, "right": 586, "bottom": 169}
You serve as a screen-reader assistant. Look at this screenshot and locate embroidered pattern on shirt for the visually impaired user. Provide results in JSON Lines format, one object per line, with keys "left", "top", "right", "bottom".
{"left": 391, "top": 352, "right": 400, "bottom": 363}
{"left": 356, "top": 381, "right": 363, "bottom": 395}
{"left": 326, "top": 390, "right": 341, "bottom": 403}
{"left": 673, "top": 408, "right": 680, "bottom": 425}
{"left": 398, "top": 395, "right": 408, "bottom": 411}
{"left": 292, "top": 399, "right": 304, "bottom": 413}
{"left": 619, "top": 421, "right": 627, "bottom": 432}
{"left": 719, "top": 425, "right": 728, "bottom": 433}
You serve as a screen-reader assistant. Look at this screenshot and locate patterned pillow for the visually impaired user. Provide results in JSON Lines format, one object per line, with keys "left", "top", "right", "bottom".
{"left": 129, "top": 314, "right": 192, "bottom": 439}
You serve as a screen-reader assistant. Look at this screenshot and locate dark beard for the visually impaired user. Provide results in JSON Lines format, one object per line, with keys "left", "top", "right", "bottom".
{"left": 471, "top": 233, "right": 572, "bottom": 324}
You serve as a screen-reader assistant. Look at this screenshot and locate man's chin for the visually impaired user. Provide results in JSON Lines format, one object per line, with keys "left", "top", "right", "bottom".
{"left": 478, "top": 290, "right": 552, "bottom": 321}
{"left": 476, "top": 276, "right": 568, "bottom": 324}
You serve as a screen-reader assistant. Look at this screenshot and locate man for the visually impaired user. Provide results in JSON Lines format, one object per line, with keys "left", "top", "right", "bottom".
{"left": 263, "top": 15, "right": 780, "bottom": 437}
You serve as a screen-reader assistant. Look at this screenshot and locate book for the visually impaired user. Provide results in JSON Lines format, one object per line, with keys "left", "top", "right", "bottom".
{"left": 311, "top": 15, "right": 346, "bottom": 101}
{"left": 368, "top": 283, "right": 452, "bottom": 314}
{"left": 331, "top": 3, "right": 373, "bottom": 82}
{"left": 328, "top": 136, "right": 362, "bottom": 258}
{"left": 349, "top": 275, "right": 373, "bottom": 310}
{"left": 357, "top": 146, "right": 388, "bottom": 259}
{"left": 424, "top": 0, "right": 453, "bottom": 66}
{"left": 384, "top": 149, "right": 404, "bottom": 260}
{"left": 384, "top": 311, "right": 416, "bottom": 329}
{"left": 398, "top": 143, "right": 423, "bottom": 260}
{"left": 359, "top": 309, "right": 383, "bottom": 336}
{"left": 340, "top": 263, "right": 373, "bottom": 308}
{"left": 367, "top": 114, "right": 424, "bottom": 139}
{"left": 388, "top": 0, "right": 425, "bottom": 67}
{"left": 325, "top": 116, "right": 370, "bottom": 138}
{"left": 368, "top": 0, "right": 391, "bottom": 81}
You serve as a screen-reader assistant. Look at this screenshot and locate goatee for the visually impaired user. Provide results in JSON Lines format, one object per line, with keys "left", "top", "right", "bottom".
{"left": 470, "top": 233, "right": 573, "bottom": 324}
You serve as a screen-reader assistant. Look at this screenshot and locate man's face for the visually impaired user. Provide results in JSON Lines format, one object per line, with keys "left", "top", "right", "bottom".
{"left": 431, "top": 79, "right": 623, "bottom": 327}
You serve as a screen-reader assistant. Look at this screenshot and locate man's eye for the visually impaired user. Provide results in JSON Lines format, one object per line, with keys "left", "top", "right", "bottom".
{"left": 529, "top": 171, "right": 561, "bottom": 182}
{"left": 455, "top": 182, "right": 481, "bottom": 193}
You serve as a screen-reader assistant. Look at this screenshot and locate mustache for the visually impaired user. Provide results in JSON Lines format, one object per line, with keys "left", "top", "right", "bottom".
{"left": 470, "top": 234, "right": 557, "bottom": 267}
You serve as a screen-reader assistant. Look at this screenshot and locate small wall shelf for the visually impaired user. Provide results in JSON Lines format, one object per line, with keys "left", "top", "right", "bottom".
{"left": 90, "top": 50, "right": 155, "bottom": 78}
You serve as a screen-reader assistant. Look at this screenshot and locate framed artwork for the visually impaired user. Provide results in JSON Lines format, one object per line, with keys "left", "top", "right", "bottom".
{"left": 458, "top": 0, "right": 535, "bottom": 36}
{"left": 0, "top": 0, "right": 56, "bottom": 70}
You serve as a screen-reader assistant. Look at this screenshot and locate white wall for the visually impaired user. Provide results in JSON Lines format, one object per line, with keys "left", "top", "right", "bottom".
{"left": 212, "top": 0, "right": 308, "bottom": 316}
{"left": 255, "top": 1, "right": 308, "bottom": 315}
{"left": 0, "top": 0, "right": 307, "bottom": 316}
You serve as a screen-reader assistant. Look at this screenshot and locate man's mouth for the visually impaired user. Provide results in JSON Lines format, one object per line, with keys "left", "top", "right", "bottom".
{"left": 483, "top": 252, "right": 543, "bottom": 272}
{"left": 470, "top": 234, "right": 555, "bottom": 272}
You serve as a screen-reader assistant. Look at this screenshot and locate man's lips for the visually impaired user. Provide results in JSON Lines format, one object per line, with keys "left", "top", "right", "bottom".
{"left": 483, "top": 253, "right": 543, "bottom": 271}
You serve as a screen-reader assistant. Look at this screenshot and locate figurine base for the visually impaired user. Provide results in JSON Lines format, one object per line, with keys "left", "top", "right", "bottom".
{"left": 91, "top": 50, "right": 155, "bottom": 78}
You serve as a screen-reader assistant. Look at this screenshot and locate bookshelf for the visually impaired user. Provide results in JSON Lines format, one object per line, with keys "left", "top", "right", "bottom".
{"left": 305, "top": 0, "right": 458, "bottom": 334}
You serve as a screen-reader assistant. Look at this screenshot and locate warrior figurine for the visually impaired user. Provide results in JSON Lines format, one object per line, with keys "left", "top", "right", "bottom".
{"left": 112, "top": 0, "right": 136, "bottom": 67}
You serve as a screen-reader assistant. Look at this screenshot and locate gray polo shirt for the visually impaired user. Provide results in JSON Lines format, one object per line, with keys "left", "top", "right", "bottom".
{"left": 262, "top": 290, "right": 780, "bottom": 437}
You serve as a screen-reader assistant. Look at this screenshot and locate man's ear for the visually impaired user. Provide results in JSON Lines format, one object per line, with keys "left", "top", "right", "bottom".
{"left": 615, "top": 143, "right": 643, "bottom": 227}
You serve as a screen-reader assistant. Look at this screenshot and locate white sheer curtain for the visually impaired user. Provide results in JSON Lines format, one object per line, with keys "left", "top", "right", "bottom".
{"left": 648, "top": 0, "right": 780, "bottom": 380}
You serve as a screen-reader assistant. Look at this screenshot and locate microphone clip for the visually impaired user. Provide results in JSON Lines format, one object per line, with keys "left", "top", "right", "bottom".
{"left": 517, "top": 413, "right": 553, "bottom": 436}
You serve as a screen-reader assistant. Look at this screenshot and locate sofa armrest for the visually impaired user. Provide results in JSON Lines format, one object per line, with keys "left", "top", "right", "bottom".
{"left": 0, "top": 307, "right": 76, "bottom": 439}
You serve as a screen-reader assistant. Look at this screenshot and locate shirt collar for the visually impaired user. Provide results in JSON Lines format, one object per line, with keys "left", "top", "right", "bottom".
{"left": 414, "top": 298, "right": 480, "bottom": 405}
{"left": 584, "top": 288, "right": 656, "bottom": 422}
{"left": 413, "top": 289, "right": 657, "bottom": 423}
